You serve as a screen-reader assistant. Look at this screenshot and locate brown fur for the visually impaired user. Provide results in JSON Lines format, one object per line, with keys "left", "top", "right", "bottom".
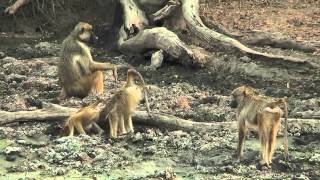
{"left": 99, "top": 69, "right": 151, "bottom": 138}
{"left": 58, "top": 22, "right": 117, "bottom": 99}
{"left": 230, "top": 85, "right": 289, "bottom": 168}
{"left": 64, "top": 100, "right": 104, "bottom": 136}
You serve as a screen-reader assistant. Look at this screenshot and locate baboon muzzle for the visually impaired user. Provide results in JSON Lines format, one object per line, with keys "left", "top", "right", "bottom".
{"left": 229, "top": 99, "right": 238, "bottom": 108}
{"left": 89, "top": 32, "right": 99, "bottom": 44}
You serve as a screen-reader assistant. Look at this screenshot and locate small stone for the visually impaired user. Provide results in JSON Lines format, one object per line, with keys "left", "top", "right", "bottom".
{"left": 0, "top": 51, "right": 5, "bottom": 58}
{"left": 6, "top": 154, "right": 17, "bottom": 162}
{"left": 309, "top": 153, "right": 320, "bottom": 163}
{"left": 133, "top": 132, "right": 143, "bottom": 142}
{"left": 56, "top": 168, "right": 66, "bottom": 176}
{"left": 4, "top": 146, "right": 22, "bottom": 155}
{"left": 293, "top": 174, "right": 310, "bottom": 180}
{"left": 239, "top": 56, "right": 251, "bottom": 63}
{"left": 144, "top": 145, "right": 157, "bottom": 154}
{"left": 78, "top": 152, "right": 92, "bottom": 163}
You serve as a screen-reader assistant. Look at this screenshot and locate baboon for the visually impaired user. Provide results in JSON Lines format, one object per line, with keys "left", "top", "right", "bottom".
{"left": 64, "top": 100, "right": 104, "bottom": 136}
{"left": 99, "top": 69, "right": 151, "bottom": 138}
{"left": 230, "top": 85, "right": 288, "bottom": 168}
{"left": 58, "top": 22, "right": 117, "bottom": 99}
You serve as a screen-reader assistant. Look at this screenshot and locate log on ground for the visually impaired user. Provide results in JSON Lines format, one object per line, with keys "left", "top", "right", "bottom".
{"left": 0, "top": 104, "right": 319, "bottom": 135}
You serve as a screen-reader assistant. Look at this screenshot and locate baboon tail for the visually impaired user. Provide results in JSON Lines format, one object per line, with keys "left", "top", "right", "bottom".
{"left": 283, "top": 97, "right": 289, "bottom": 161}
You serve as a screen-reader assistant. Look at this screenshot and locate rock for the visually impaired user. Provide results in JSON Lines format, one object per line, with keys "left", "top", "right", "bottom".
{"left": 2, "top": 59, "right": 31, "bottom": 75}
{"left": 7, "top": 74, "right": 27, "bottom": 83}
{"left": 78, "top": 152, "right": 92, "bottom": 163}
{"left": 145, "top": 129, "right": 157, "bottom": 140}
{"left": 4, "top": 146, "right": 23, "bottom": 162}
{"left": 17, "top": 136, "right": 48, "bottom": 147}
{"left": 293, "top": 174, "right": 310, "bottom": 180}
{"left": 169, "top": 130, "right": 188, "bottom": 138}
{"left": 0, "top": 51, "right": 5, "bottom": 58}
{"left": 239, "top": 56, "right": 251, "bottom": 63}
{"left": 35, "top": 42, "right": 60, "bottom": 56}
{"left": 309, "top": 154, "right": 320, "bottom": 164}
{"left": 5, "top": 154, "right": 17, "bottom": 162}
{"left": 132, "top": 132, "right": 143, "bottom": 142}
{"left": 4, "top": 146, "right": 22, "bottom": 155}
{"left": 1, "top": 56, "right": 17, "bottom": 64}
{"left": 143, "top": 145, "right": 157, "bottom": 154}
{"left": 55, "top": 167, "right": 66, "bottom": 176}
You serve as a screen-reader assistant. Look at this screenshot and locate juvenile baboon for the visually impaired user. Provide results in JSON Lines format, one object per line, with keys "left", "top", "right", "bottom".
{"left": 230, "top": 85, "right": 288, "bottom": 168}
{"left": 64, "top": 100, "right": 104, "bottom": 136}
{"left": 99, "top": 69, "right": 151, "bottom": 138}
{"left": 58, "top": 22, "right": 117, "bottom": 99}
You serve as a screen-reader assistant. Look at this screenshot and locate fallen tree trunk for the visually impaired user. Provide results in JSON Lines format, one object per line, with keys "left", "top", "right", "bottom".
{"left": 118, "top": 27, "right": 195, "bottom": 66}
{"left": 0, "top": 103, "right": 76, "bottom": 124}
{"left": 0, "top": 104, "right": 319, "bottom": 135}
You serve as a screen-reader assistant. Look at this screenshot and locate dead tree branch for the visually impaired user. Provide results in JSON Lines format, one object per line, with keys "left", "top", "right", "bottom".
{"left": 4, "top": 0, "right": 31, "bottom": 15}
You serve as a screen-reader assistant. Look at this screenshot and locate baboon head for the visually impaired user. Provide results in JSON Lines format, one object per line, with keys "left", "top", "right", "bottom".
{"left": 72, "top": 22, "right": 98, "bottom": 42}
{"left": 230, "top": 85, "right": 254, "bottom": 108}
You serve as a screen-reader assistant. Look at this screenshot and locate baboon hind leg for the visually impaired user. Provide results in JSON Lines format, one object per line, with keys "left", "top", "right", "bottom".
{"left": 92, "top": 122, "right": 104, "bottom": 135}
{"left": 109, "top": 113, "right": 119, "bottom": 138}
{"left": 70, "top": 72, "right": 102, "bottom": 98}
{"left": 75, "top": 122, "right": 86, "bottom": 135}
{"left": 124, "top": 113, "right": 134, "bottom": 133}
{"left": 91, "top": 71, "right": 104, "bottom": 94}
{"left": 68, "top": 124, "right": 75, "bottom": 136}
{"left": 237, "top": 120, "right": 247, "bottom": 161}
{"left": 258, "top": 113, "right": 269, "bottom": 166}
{"left": 259, "top": 127, "right": 270, "bottom": 167}
{"left": 59, "top": 88, "right": 68, "bottom": 100}
{"left": 118, "top": 114, "right": 127, "bottom": 135}
{"left": 268, "top": 113, "right": 281, "bottom": 165}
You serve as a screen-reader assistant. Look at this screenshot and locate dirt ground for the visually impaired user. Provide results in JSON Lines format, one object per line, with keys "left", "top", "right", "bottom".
{"left": 0, "top": 0, "right": 320, "bottom": 179}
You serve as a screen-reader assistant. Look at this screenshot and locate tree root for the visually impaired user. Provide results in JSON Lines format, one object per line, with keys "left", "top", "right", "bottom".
{"left": 181, "top": 0, "right": 319, "bottom": 68}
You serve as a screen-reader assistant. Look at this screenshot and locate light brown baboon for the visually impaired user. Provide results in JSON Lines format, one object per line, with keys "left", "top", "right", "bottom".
{"left": 58, "top": 22, "right": 117, "bottom": 99}
{"left": 64, "top": 100, "right": 104, "bottom": 136}
{"left": 99, "top": 69, "right": 151, "bottom": 138}
{"left": 230, "top": 85, "right": 288, "bottom": 168}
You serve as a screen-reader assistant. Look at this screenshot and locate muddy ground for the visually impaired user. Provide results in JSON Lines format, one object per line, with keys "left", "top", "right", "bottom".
{"left": 0, "top": 0, "right": 320, "bottom": 179}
